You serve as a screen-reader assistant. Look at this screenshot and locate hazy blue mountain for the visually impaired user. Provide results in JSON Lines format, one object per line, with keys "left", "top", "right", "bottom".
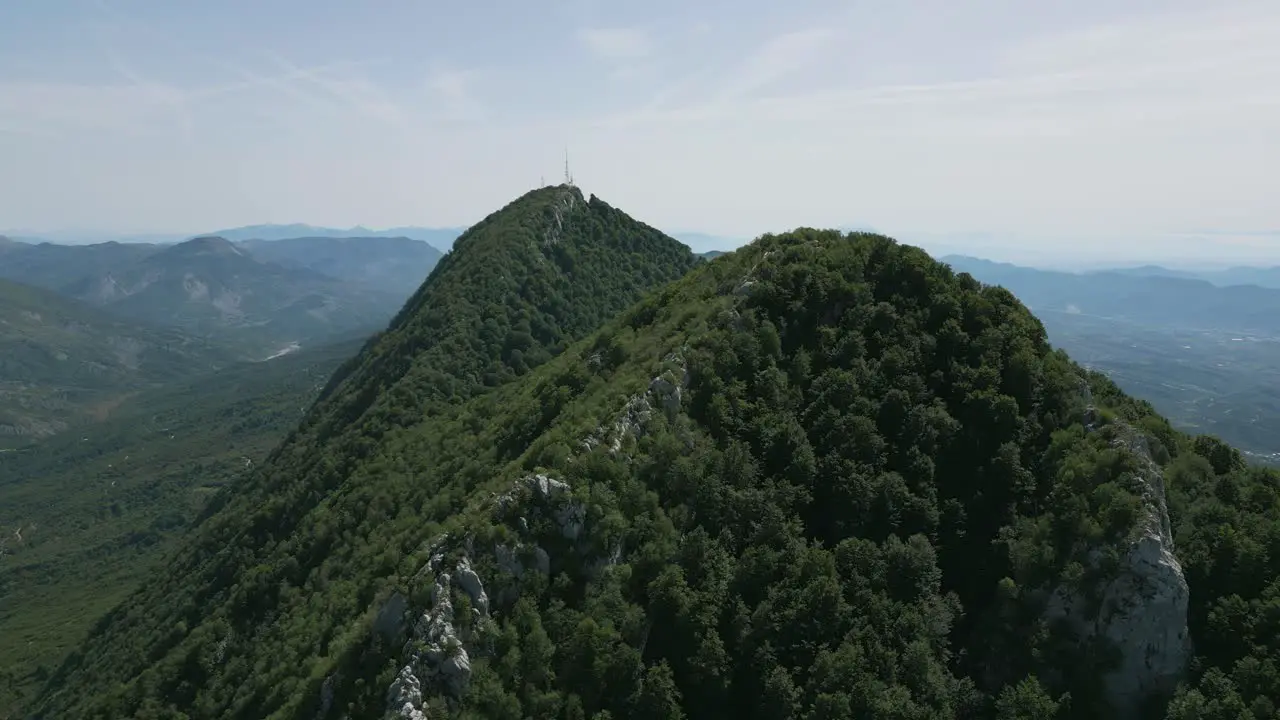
{"left": 1105, "top": 263, "right": 1280, "bottom": 289}
{"left": 942, "top": 255, "right": 1280, "bottom": 334}
{"left": 670, "top": 231, "right": 743, "bottom": 253}
{"left": 238, "top": 236, "right": 443, "bottom": 297}
{"left": 56, "top": 236, "right": 402, "bottom": 354}
{"left": 202, "top": 223, "right": 463, "bottom": 249}
{"left": 0, "top": 240, "right": 162, "bottom": 290}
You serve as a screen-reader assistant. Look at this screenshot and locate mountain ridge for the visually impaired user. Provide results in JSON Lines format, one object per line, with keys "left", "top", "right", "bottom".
{"left": 27, "top": 196, "right": 1280, "bottom": 719}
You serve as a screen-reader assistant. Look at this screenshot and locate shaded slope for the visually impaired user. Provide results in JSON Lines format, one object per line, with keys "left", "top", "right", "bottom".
{"left": 0, "top": 278, "right": 235, "bottom": 446}
{"left": 35, "top": 227, "right": 1224, "bottom": 719}
{"left": 33, "top": 184, "right": 700, "bottom": 718}
{"left": 0, "top": 338, "right": 360, "bottom": 713}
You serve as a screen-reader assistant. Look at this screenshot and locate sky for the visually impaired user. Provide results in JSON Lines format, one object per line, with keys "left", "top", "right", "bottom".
{"left": 1, "top": 0, "right": 1278, "bottom": 266}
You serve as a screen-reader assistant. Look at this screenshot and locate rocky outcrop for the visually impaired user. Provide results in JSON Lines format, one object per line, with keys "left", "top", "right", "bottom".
{"left": 495, "top": 473, "right": 586, "bottom": 541}
{"left": 1044, "top": 383, "right": 1191, "bottom": 715}
{"left": 582, "top": 351, "right": 689, "bottom": 454}
{"left": 383, "top": 536, "right": 489, "bottom": 718}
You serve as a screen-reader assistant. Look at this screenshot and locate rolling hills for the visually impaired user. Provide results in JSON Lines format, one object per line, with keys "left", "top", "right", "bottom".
{"left": 60, "top": 236, "right": 400, "bottom": 354}
{"left": 0, "top": 234, "right": 446, "bottom": 358}
{"left": 25, "top": 189, "right": 1280, "bottom": 719}
{"left": 0, "top": 278, "right": 235, "bottom": 448}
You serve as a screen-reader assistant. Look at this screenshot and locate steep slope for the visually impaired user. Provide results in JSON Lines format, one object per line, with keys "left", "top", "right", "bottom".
{"left": 0, "top": 337, "right": 361, "bottom": 714}
{"left": 239, "top": 236, "right": 444, "bottom": 297}
{"left": 37, "top": 224, "right": 1265, "bottom": 719}
{"left": 0, "top": 278, "right": 234, "bottom": 446}
{"left": 64, "top": 236, "right": 403, "bottom": 354}
{"left": 32, "top": 184, "right": 700, "bottom": 719}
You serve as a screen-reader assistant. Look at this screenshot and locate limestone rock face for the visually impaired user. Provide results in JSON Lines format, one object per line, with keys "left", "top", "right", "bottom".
{"left": 1045, "top": 388, "right": 1191, "bottom": 715}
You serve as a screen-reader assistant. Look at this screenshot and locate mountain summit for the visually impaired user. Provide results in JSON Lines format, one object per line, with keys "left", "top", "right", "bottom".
{"left": 30, "top": 194, "right": 1276, "bottom": 719}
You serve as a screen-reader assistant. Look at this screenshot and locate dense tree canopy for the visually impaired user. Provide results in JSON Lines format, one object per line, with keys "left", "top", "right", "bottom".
{"left": 28, "top": 197, "right": 1280, "bottom": 720}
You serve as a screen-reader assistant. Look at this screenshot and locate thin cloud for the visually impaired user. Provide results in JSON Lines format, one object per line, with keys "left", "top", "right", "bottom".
{"left": 578, "top": 27, "right": 653, "bottom": 60}
{"left": 265, "top": 54, "right": 407, "bottom": 129}
{"left": 425, "top": 67, "right": 485, "bottom": 123}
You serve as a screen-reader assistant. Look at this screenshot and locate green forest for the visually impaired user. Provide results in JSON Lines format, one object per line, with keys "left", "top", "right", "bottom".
{"left": 24, "top": 187, "right": 1280, "bottom": 719}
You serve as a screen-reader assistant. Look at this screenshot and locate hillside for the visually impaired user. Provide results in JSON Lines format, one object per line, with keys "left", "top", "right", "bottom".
{"left": 30, "top": 184, "right": 702, "bottom": 718}
{"left": 238, "top": 236, "right": 444, "bottom": 297}
{"left": 0, "top": 338, "right": 361, "bottom": 714}
{"left": 944, "top": 255, "right": 1280, "bottom": 460}
{"left": 62, "top": 236, "right": 403, "bottom": 354}
{"left": 0, "top": 278, "right": 234, "bottom": 447}
{"left": 27, "top": 211, "right": 1280, "bottom": 719}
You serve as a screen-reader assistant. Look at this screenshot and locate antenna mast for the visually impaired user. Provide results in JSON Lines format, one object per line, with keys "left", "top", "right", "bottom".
{"left": 564, "top": 147, "right": 574, "bottom": 186}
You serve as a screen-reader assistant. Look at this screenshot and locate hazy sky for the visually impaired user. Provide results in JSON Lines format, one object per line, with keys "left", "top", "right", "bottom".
{"left": 2, "top": 0, "right": 1278, "bottom": 265}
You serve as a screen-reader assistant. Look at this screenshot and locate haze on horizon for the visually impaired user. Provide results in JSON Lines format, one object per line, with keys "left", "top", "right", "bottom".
{"left": 1, "top": 0, "right": 1278, "bottom": 267}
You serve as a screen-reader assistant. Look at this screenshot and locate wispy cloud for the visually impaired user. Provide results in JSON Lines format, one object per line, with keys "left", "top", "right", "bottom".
{"left": 264, "top": 54, "right": 406, "bottom": 129}
{"left": 424, "top": 67, "right": 485, "bottom": 123}
{"left": 600, "top": 1, "right": 1280, "bottom": 135}
{"left": 578, "top": 27, "right": 653, "bottom": 60}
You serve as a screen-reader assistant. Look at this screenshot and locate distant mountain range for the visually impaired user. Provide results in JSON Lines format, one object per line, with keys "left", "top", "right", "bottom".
{"left": 200, "top": 223, "right": 464, "bottom": 248}
{"left": 3, "top": 224, "right": 465, "bottom": 250}
{"left": 942, "top": 255, "right": 1280, "bottom": 334}
{"left": 1104, "top": 263, "right": 1280, "bottom": 289}
{"left": 0, "top": 234, "right": 443, "bottom": 356}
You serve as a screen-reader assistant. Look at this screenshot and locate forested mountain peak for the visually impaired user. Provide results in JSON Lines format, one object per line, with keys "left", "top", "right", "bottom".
{"left": 30, "top": 185, "right": 701, "bottom": 718}
{"left": 31, "top": 223, "right": 1280, "bottom": 719}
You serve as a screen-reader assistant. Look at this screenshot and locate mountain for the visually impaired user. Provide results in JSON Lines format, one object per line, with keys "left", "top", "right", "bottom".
{"left": 941, "top": 255, "right": 1280, "bottom": 334}
{"left": 57, "top": 236, "right": 405, "bottom": 355}
{"left": 943, "top": 255, "right": 1280, "bottom": 459}
{"left": 1109, "top": 263, "right": 1280, "bottom": 290}
{"left": 29, "top": 184, "right": 704, "bottom": 717}
{"left": 238, "top": 236, "right": 444, "bottom": 297}
{"left": 30, "top": 197, "right": 1280, "bottom": 718}
{"left": 0, "top": 278, "right": 235, "bottom": 447}
{"left": 0, "top": 239, "right": 161, "bottom": 291}
{"left": 0, "top": 337, "right": 361, "bottom": 713}
{"left": 204, "top": 223, "right": 465, "bottom": 248}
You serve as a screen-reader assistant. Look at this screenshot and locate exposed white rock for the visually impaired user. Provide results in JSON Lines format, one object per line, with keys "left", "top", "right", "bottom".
{"left": 530, "top": 473, "right": 586, "bottom": 540}
{"left": 454, "top": 557, "right": 489, "bottom": 617}
{"left": 385, "top": 665, "right": 426, "bottom": 720}
{"left": 1045, "top": 415, "right": 1190, "bottom": 715}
